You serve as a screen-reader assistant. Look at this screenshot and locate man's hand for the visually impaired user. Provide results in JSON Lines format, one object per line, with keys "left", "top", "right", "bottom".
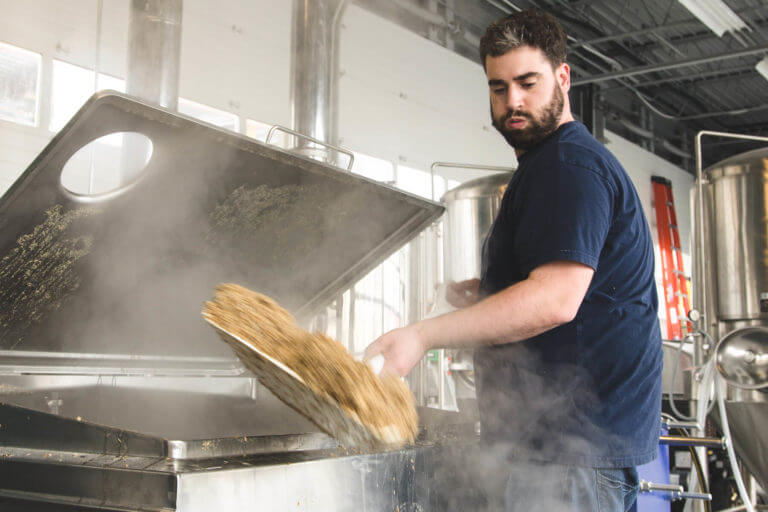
{"left": 364, "top": 325, "right": 428, "bottom": 377}
{"left": 446, "top": 278, "right": 480, "bottom": 308}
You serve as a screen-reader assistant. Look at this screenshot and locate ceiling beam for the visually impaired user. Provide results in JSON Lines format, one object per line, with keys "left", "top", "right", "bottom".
{"left": 572, "top": 45, "right": 768, "bottom": 86}
{"left": 605, "top": 65, "right": 756, "bottom": 90}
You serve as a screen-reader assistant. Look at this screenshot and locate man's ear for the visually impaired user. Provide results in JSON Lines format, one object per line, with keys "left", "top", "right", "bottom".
{"left": 558, "top": 63, "right": 571, "bottom": 93}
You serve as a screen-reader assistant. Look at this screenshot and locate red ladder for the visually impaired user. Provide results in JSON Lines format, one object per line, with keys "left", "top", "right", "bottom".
{"left": 652, "top": 176, "right": 691, "bottom": 340}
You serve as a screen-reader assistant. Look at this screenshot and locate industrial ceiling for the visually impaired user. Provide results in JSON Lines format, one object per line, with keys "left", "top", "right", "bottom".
{"left": 355, "top": 0, "right": 768, "bottom": 172}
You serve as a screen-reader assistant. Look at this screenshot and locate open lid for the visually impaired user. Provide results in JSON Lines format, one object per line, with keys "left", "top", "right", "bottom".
{"left": 0, "top": 91, "right": 443, "bottom": 371}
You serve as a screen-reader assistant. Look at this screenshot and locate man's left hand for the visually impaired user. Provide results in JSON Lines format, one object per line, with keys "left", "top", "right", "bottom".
{"left": 364, "top": 325, "right": 428, "bottom": 377}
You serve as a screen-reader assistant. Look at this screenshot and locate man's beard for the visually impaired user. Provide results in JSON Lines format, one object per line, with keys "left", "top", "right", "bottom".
{"left": 492, "top": 85, "right": 564, "bottom": 151}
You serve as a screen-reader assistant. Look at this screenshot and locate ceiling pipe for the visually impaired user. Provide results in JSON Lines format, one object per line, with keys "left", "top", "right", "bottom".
{"left": 573, "top": 44, "right": 768, "bottom": 86}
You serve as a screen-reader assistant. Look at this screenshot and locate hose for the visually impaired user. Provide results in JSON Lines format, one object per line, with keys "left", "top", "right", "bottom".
{"left": 669, "top": 330, "right": 717, "bottom": 421}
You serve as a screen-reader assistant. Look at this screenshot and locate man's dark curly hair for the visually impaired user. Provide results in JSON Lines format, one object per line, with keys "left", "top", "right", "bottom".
{"left": 479, "top": 9, "right": 567, "bottom": 70}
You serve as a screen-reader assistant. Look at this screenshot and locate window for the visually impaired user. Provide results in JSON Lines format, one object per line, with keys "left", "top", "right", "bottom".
{"left": 178, "top": 98, "right": 239, "bottom": 132}
{"left": 0, "top": 42, "right": 41, "bottom": 126}
{"left": 352, "top": 152, "right": 395, "bottom": 183}
{"left": 396, "top": 164, "right": 433, "bottom": 199}
{"left": 50, "top": 59, "right": 125, "bottom": 132}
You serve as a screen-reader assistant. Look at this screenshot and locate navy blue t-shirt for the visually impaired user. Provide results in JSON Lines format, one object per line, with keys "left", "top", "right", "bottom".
{"left": 475, "top": 121, "right": 662, "bottom": 468}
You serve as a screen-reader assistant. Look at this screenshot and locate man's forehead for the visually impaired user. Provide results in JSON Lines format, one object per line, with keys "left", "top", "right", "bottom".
{"left": 485, "top": 46, "right": 552, "bottom": 80}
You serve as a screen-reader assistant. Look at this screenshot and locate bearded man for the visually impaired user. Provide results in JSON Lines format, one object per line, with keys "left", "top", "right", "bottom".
{"left": 365, "top": 8, "right": 662, "bottom": 512}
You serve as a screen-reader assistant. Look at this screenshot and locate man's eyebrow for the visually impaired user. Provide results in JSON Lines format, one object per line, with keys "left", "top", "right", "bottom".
{"left": 513, "top": 72, "right": 541, "bottom": 82}
{"left": 487, "top": 72, "right": 541, "bottom": 87}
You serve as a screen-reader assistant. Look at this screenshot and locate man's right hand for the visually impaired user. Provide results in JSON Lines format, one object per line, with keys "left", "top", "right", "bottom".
{"left": 445, "top": 278, "right": 480, "bottom": 308}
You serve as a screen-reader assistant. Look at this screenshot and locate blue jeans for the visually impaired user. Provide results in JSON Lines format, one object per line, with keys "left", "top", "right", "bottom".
{"left": 505, "top": 460, "right": 638, "bottom": 512}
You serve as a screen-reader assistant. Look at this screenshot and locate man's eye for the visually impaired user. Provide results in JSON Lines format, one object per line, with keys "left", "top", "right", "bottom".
{"left": 492, "top": 88, "right": 506, "bottom": 94}
{"left": 522, "top": 82, "right": 536, "bottom": 89}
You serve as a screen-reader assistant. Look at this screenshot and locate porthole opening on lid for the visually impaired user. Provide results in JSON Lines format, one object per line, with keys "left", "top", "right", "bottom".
{"left": 60, "top": 132, "right": 153, "bottom": 198}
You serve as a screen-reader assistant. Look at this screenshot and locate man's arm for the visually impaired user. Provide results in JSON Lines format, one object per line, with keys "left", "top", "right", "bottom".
{"left": 365, "top": 260, "right": 594, "bottom": 376}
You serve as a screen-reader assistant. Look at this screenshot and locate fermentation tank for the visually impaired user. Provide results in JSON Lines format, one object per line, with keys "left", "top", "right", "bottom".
{"left": 692, "top": 141, "right": 768, "bottom": 491}
{"left": 440, "top": 172, "right": 514, "bottom": 409}
{"left": 442, "top": 172, "right": 513, "bottom": 284}
{"left": 696, "top": 147, "right": 768, "bottom": 337}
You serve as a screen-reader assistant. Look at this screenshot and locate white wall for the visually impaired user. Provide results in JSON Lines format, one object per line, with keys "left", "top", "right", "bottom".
{"left": 0, "top": 0, "right": 693, "bottom": 312}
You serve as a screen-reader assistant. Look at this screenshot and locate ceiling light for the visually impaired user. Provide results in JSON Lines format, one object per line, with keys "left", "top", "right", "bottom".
{"left": 677, "top": 0, "right": 748, "bottom": 37}
{"left": 757, "top": 56, "right": 768, "bottom": 82}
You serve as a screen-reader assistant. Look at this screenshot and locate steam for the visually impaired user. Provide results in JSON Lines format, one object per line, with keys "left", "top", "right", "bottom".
{"left": 426, "top": 341, "right": 636, "bottom": 510}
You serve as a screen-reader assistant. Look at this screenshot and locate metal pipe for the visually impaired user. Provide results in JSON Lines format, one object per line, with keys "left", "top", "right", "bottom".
{"left": 290, "top": 0, "right": 347, "bottom": 163}
{"left": 430, "top": 162, "right": 517, "bottom": 173}
{"left": 658, "top": 435, "right": 725, "bottom": 448}
{"left": 609, "top": 65, "right": 756, "bottom": 90}
{"left": 674, "top": 491, "right": 713, "bottom": 501}
{"left": 391, "top": 0, "right": 443, "bottom": 25}
{"left": 639, "top": 481, "right": 712, "bottom": 501}
{"left": 573, "top": 45, "right": 768, "bottom": 86}
{"left": 640, "top": 481, "right": 684, "bottom": 493}
{"left": 126, "top": 0, "right": 182, "bottom": 109}
{"left": 662, "top": 420, "right": 701, "bottom": 430}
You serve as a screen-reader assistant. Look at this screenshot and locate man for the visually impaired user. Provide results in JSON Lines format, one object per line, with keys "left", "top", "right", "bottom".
{"left": 365, "top": 9, "right": 662, "bottom": 512}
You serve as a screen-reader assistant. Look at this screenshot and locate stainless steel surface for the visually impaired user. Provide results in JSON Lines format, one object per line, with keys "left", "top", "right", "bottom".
{"left": 438, "top": 172, "right": 513, "bottom": 410}
{"left": 658, "top": 435, "right": 725, "bottom": 449}
{"left": 674, "top": 492, "right": 713, "bottom": 501}
{"left": 266, "top": 124, "right": 354, "bottom": 170}
{"left": 442, "top": 172, "right": 513, "bottom": 283}
{"left": 692, "top": 132, "right": 768, "bottom": 497}
{"left": 719, "top": 402, "right": 768, "bottom": 504}
{"left": 694, "top": 132, "right": 768, "bottom": 337}
{"left": 0, "top": 394, "right": 479, "bottom": 511}
{"left": 290, "top": 0, "right": 347, "bottom": 164}
{"left": 0, "top": 350, "right": 242, "bottom": 376}
{"left": 429, "top": 162, "right": 516, "bottom": 202}
{"left": 0, "top": 91, "right": 443, "bottom": 366}
{"left": 662, "top": 420, "right": 700, "bottom": 430}
{"left": 639, "top": 480, "right": 712, "bottom": 502}
{"left": 662, "top": 340, "right": 694, "bottom": 398}
{"left": 0, "top": 440, "right": 476, "bottom": 512}
{"left": 716, "top": 327, "right": 768, "bottom": 390}
{"left": 704, "top": 148, "right": 768, "bottom": 321}
{"left": 126, "top": 0, "right": 182, "bottom": 110}
{"left": 639, "top": 481, "right": 684, "bottom": 493}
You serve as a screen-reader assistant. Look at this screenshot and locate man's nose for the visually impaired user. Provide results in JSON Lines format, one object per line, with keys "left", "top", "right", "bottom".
{"left": 505, "top": 87, "right": 524, "bottom": 111}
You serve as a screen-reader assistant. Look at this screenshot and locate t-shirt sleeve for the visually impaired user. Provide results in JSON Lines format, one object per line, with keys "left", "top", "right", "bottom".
{"left": 512, "top": 160, "right": 614, "bottom": 274}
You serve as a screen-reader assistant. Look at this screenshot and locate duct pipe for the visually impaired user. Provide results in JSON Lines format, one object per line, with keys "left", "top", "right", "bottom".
{"left": 126, "top": 0, "right": 183, "bottom": 110}
{"left": 290, "top": 0, "right": 347, "bottom": 164}
{"left": 122, "top": 0, "right": 182, "bottom": 185}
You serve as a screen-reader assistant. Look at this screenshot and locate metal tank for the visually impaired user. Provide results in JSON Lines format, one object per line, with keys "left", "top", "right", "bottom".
{"left": 691, "top": 135, "right": 768, "bottom": 495}
{"left": 439, "top": 171, "right": 514, "bottom": 411}
{"left": 442, "top": 172, "right": 514, "bottom": 284}
{"left": 694, "top": 145, "right": 768, "bottom": 374}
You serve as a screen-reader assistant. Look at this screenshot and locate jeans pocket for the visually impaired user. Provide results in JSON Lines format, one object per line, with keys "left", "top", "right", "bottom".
{"left": 596, "top": 468, "right": 637, "bottom": 494}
